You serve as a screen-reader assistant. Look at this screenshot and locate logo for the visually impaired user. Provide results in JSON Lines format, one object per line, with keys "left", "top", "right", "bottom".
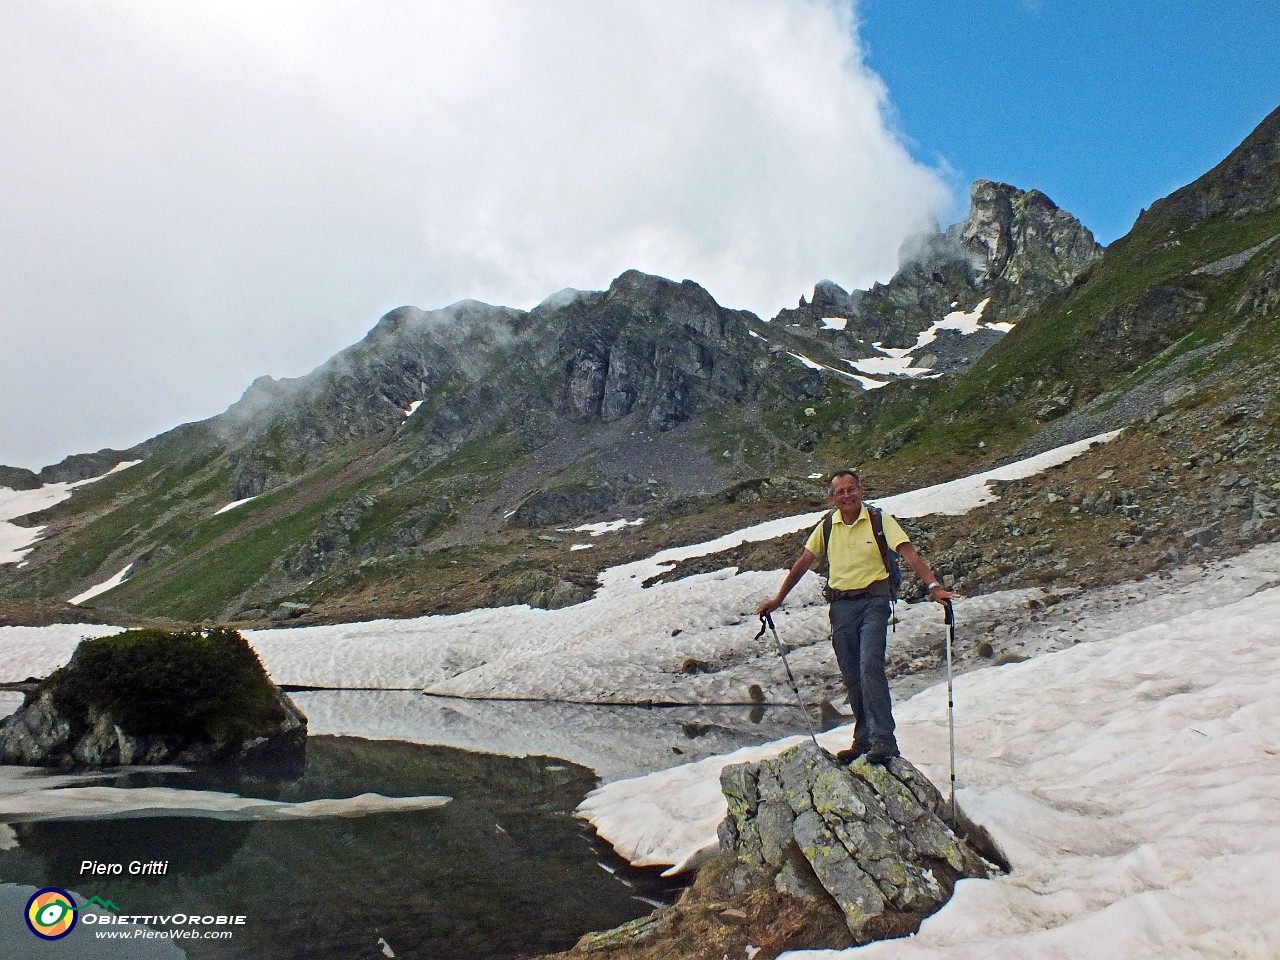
{"left": 25, "top": 888, "right": 78, "bottom": 940}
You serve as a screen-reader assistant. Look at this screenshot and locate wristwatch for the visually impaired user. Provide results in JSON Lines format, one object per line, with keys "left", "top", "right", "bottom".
{"left": 925, "top": 581, "right": 942, "bottom": 592}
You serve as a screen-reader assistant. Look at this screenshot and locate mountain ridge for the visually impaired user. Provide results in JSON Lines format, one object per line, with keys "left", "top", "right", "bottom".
{"left": 3, "top": 105, "right": 1278, "bottom": 626}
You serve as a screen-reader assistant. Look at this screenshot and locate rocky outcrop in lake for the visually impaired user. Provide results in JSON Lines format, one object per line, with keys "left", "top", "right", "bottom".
{"left": 0, "top": 628, "right": 306, "bottom": 770}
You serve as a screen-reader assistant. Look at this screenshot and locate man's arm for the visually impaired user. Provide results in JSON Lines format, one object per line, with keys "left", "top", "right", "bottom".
{"left": 755, "top": 549, "right": 817, "bottom": 616}
{"left": 897, "top": 542, "right": 962, "bottom": 604}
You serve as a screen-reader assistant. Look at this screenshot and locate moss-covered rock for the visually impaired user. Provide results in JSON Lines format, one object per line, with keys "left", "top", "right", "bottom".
{"left": 716, "top": 742, "right": 997, "bottom": 943}
{"left": 0, "top": 628, "right": 306, "bottom": 770}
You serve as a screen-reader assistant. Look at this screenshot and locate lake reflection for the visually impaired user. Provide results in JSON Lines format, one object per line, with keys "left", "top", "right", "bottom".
{"left": 292, "top": 690, "right": 819, "bottom": 783}
{"left": 0, "top": 695, "right": 819, "bottom": 959}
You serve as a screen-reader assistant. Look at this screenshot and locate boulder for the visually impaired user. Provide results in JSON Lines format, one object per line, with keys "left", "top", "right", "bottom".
{"left": 271, "top": 601, "right": 313, "bottom": 621}
{"left": 0, "top": 627, "right": 306, "bottom": 771}
{"left": 717, "top": 742, "right": 996, "bottom": 942}
{"left": 489, "top": 570, "right": 590, "bottom": 610}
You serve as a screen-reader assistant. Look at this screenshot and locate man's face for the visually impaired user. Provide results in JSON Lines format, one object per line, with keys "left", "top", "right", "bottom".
{"left": 829, "top": 475, "right": 864, "bottom": 514}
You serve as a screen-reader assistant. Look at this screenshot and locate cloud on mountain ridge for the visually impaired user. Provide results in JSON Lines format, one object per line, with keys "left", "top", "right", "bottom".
{"left": 0, "top": 0, "right": 950, "bottom": 469}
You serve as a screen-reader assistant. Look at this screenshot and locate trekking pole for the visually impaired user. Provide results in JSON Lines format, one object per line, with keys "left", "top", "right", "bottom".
{"left": 943, "top": 599, "right": 957, "bottom": 827}
{"left": 756, "top": 613, "right": 821, "bottom": 749}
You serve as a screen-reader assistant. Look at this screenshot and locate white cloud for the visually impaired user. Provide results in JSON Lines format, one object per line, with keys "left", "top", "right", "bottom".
{"left": 0, "top": 0, "right": 950, "bottom": 469}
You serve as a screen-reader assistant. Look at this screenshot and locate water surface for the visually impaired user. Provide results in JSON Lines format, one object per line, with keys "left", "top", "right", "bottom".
{"left": 0, "top": 694, "right": 816, "bottom": 958}
{"left": 0, "top": 736, "right": 673, "bottom": 959}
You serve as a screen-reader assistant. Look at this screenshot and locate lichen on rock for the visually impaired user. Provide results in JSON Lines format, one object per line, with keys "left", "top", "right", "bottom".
{"left": 717, "top": 742, "right": 997, "bottom": 942}
{"left": 551, "top": 742, "right": 1001, "bottom": 960}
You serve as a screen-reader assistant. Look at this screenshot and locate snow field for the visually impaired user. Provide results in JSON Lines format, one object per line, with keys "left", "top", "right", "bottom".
{"left": 581, "top": 584, "right": 1280, "bottom": 959}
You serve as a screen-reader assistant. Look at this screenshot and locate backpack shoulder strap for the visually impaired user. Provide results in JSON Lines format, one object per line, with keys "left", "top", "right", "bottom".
{"left": 867, "top": 505, "right": 894, "bottom": 576}
{"left": 820, "top": 509, "right": 835, "bottom": 557}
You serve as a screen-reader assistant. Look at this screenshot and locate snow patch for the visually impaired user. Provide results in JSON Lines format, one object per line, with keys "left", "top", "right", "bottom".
{"left": 569, "top": 519, "right": 645, "bottom": 537}
{"left": 878, "top": 430, "right": 1121, "bottom": 517}
{"left": 69, "top": 564, "right": 134, "bottom": 606}
{"left": 787, "top": 351, "right": 825, "bottom": 371}
{"left": 214, "top": 495, "right": 258, "bottom": 515}
{"left": 786, "top": 352, "right": 864, "bottom": 383}
{"left": 0, "top": 461, "right": 142, "bottom": 566}
{"left": 0, "top": 770, "right": 449, "bottom": 823}
{"left": 933, "top": 298, "right": 992, "bottom": 337}
{"left": 846, "top": 352, "right": 926, "bottom": 378}
{"left": 851, "top": 374, "right": 889, "bottom": 390}
{"left": 0, "top": 624, "right": 126, "bottom": 680}
{"left": 104, "top": 460, "right": 142, "bottom": 477}
{"left": 846, "top": 299, "right": 1012, "bottom": 381}
{"left": 0, "top": 518, "right": 43, "bottom": 566}
{"left": 819, "top": 317, "right": 848, "bottom": 331}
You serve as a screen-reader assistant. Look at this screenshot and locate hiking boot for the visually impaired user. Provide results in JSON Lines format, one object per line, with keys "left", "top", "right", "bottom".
{"left": 866, "top": 744, "right": 900, "bottom": 765}
{"left": 835, "top": 743, "right": 869, "bottom": 764}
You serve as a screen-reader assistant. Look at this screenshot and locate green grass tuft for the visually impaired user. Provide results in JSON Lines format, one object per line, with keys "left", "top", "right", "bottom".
{"left": 48, "top": 628, "right": 286, "bottom": 742}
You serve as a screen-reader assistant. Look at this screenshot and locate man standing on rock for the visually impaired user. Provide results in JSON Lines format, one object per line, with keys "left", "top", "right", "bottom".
{"left": 756, "top": 470, "right": 960, "bottom": 764}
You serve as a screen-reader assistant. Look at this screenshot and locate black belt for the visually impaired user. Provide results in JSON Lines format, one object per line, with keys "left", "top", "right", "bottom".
{"left": 823, "top": 579, "right": 892, "bottom": 602}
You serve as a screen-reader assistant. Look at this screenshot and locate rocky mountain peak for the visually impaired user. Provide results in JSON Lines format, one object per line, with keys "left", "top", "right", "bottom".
{"left": 769, "top": 180, "right": 1102, "bottom": 372}
{"left": 596, "top": 270, "right": 735, "bottom": 339}
{"left": 959, "top": 180, "right": 1022, "bottom": 282}
{"left": 222, "top": 374, "right": 292, "bottom": 427}
{"left": 958, "top": 179, "right": 1101, "bottom": 287}
{"left": 555, "top": 270, "right": 761, "bottom": 428}
{"left": 808, "top": 279, "right": 859, "bottom": 317}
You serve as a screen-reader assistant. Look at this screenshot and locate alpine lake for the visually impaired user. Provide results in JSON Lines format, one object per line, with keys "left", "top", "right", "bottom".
{"left": 0, "top": 690, "right": 809, "bottom": 960}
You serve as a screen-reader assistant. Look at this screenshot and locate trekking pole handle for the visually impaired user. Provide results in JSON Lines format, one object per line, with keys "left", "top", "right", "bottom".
{"left": 755, "top": 612, "right": 775, "bottom": 641}
{"left": 943, "top": 599, "right": 955, "bottom": 626}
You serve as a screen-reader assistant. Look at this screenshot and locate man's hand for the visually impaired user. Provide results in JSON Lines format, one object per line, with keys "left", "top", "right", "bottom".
{"left": 927, "top": 584, "right": 962, "bottom": 605}
{"left": 755, "top": 597, "right": 782, "bottom": 617}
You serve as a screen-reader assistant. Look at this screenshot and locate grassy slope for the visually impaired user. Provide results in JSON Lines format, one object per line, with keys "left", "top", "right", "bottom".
{"left": 1, "top": 414, "right": 533, "bottom": 622}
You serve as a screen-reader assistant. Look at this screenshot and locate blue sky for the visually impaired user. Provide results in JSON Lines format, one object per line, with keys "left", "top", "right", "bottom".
{"left": 860, "top": 0, "right": 1280, "bottom": 243}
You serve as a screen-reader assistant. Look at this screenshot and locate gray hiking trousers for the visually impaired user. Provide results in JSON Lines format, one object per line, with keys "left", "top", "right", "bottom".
{"left": 829, "top": 595, "right": 896, "bottom": 751}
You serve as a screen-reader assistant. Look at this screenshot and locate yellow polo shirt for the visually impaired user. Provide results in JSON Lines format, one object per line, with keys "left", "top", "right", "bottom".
{"left": 804, "top": 506, "right": 909, "bottom": 591}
